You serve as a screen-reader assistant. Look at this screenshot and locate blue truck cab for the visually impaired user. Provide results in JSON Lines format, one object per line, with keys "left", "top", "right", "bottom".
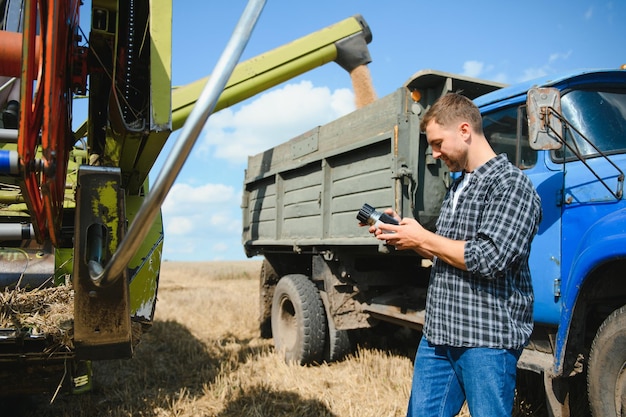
{"left": 475, "top": 68, "right": 626, "bottom": 417}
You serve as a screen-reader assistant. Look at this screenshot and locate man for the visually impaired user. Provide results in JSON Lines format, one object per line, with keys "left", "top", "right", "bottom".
{"left": 372, "top": 93, "right": 542, "bottom": 417}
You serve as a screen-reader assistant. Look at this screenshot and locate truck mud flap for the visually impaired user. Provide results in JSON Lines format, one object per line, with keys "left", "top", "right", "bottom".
{"left": 72, "top": 166, "right": 132, "bottom": 360}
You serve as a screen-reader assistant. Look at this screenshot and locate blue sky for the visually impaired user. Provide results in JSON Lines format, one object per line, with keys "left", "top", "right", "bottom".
{"left": 86, "top": 1, "right": 624, "bottom": 261}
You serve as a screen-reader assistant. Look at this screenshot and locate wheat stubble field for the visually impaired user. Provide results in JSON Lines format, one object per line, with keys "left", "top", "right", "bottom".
{"left": 7, "top": 260, "right": 553, "bottom": 417}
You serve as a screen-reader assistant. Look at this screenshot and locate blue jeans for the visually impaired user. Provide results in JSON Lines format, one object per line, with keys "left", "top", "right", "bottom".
{"left": 406, "top": 335, "right": 521, "bottom": 417}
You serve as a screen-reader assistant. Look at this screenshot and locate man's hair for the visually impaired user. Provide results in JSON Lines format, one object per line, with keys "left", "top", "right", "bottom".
{"left": 419, "top": 92, "right": 483, "bottom": 134}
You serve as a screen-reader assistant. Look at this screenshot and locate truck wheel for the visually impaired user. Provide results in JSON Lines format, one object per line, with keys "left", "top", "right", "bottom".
{"left": 259, "top": 259, "right": 279, "bottom": 339}
{"left": 271, "top": 274, "right": 326, "bottom": 365}
{"left": 587, "top": 304, "right": 626, "bottom": 416}
{"left": 325, "top": 316, "right": 352, "bottom": 362}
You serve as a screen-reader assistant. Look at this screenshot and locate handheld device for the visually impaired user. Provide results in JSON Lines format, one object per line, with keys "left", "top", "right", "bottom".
{"left": 356, "top": 203, "right": 399, "bottom": 227}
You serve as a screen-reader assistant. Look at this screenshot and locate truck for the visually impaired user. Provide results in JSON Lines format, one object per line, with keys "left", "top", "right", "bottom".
{"left": 242, "top": 67, "right": 626, "bottom": 417}
{"left": 0, "top": 0, "right": 373, "bottom": 396}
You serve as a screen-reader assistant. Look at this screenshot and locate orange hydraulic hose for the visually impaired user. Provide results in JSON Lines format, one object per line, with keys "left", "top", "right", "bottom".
{"left": 0, "top": 31, "right": 40, "bottom": 77}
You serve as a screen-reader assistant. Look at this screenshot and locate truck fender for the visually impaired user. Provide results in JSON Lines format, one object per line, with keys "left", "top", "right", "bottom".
{"left": 554, "top": 207, "right": 626, "bottom": 374}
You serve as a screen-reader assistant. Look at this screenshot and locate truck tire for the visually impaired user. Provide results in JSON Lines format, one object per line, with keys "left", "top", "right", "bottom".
{"left": 325, "top": 316, "right": 352, "bottom": 363}
{"left": 259, "top": 259, "right": 279, "bottom": 339}
{"left": 271, "top": 274, "right": 327, "bottom": 365}
{"left": 587, "top": 304, "right": 626, "bottom": 416}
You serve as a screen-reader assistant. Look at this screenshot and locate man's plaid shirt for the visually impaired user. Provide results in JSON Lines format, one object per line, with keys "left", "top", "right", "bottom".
{"left": 423, "top": 154, "right": 542, "bottom": 349}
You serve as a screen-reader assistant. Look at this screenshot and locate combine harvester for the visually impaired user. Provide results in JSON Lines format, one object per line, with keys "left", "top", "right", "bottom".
{"left": 0, "top": 0, "right": 373, "bottom": 396}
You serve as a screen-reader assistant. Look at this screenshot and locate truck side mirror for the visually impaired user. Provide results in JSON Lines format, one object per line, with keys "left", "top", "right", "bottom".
{"left": 527, "top": 87, "right": 563, "bottom": 150}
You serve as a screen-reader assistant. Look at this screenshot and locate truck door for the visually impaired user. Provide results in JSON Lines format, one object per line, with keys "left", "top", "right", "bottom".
{"left": 552, "top": 88, "right": 626, "bottom": 289}
{"left": 482, "top": 105, "right": 563, "bottom": 325}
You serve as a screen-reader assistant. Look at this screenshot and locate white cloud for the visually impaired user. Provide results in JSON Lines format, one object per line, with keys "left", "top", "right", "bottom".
{"left": 458, "top": 49, "right": 574, "bottom": 85}
{"left": 461, "top": 60, "right": 485, "bottom": 78}
{"left": 584, "top": 6, "right": 593, "bottom": 20}
{"left": 198, "top": 80, "right": 355, "bottom": 164}
{"left": 329, "top": 87, "right": 355, "bottom": 115}
{"left": 162, "top": 182, "right": 237, "bottom": 215}
{"left": 516, "top": 50, "right": 572, "bottom": 82}
{"left": 160, "top": 180, "right": 245, "bottom": 260}
{"left": 158, "top": 79, "right": 356, "bottom": 261}
{"left": 166, "top": 216, "right": 194, "bottom": 236}
{"left": 162, "top": 216, "right": 243, "bottom": 260}
{"left": 519, "top": 67, "right": 549, "bottom": 82}
{"left": 549, "top": 51, "right": 572, "bottom": 64}
{"left": 211, "top": 241, "right": 229, "bottom": 254}
{"left": 491, "top": 72, "right": 508, "bottom": 84}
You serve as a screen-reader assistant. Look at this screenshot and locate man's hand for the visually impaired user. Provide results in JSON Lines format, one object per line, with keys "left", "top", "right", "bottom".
{"left": 362, "top": 208, "right": 401, "bottom": 234}
{"left": 370, "top": 209, "right": 467, "bottom": 270}
{"left": 375, "top": 216, "right": 431, "bottom": 256}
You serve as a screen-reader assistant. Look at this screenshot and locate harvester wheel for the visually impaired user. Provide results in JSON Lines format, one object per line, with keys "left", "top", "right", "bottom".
{"left": 587, "top": 304, "right": 626, "bottom": 416}
{"left": 271, "top": 274, "right": 326, "bottom": 365}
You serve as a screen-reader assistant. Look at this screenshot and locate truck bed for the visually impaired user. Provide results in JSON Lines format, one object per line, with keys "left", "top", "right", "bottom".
{"left": 242, "top": 70, "right": 505, "bottom": 257}
{"left": 242, "top": 89, "right": 416, "bottom": 253}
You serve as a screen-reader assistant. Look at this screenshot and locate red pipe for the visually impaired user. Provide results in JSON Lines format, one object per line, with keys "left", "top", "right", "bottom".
{"left": 0, "top": 31, "right": 41, "bottom": 77}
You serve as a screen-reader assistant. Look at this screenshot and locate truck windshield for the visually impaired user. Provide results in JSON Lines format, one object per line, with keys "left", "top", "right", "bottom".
{"left": 554, "top": 88, "right": 626, "bottom": 161}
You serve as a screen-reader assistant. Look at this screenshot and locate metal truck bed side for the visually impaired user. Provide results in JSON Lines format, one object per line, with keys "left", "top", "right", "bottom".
{"left": 243, "top": 90, "right": 408, "bottom": 253}
{"left": 243, "top": 70, "right": 506, "bottom": 256}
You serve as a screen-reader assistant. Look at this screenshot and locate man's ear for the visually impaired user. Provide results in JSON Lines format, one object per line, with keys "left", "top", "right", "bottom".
{"left": 459, "top": 121, "right": 472, "bottom": 140}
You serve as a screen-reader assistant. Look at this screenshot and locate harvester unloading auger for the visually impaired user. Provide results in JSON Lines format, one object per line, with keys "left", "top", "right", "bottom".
{"left": 0, "top": 0, "right": 373, "bottom": 395}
